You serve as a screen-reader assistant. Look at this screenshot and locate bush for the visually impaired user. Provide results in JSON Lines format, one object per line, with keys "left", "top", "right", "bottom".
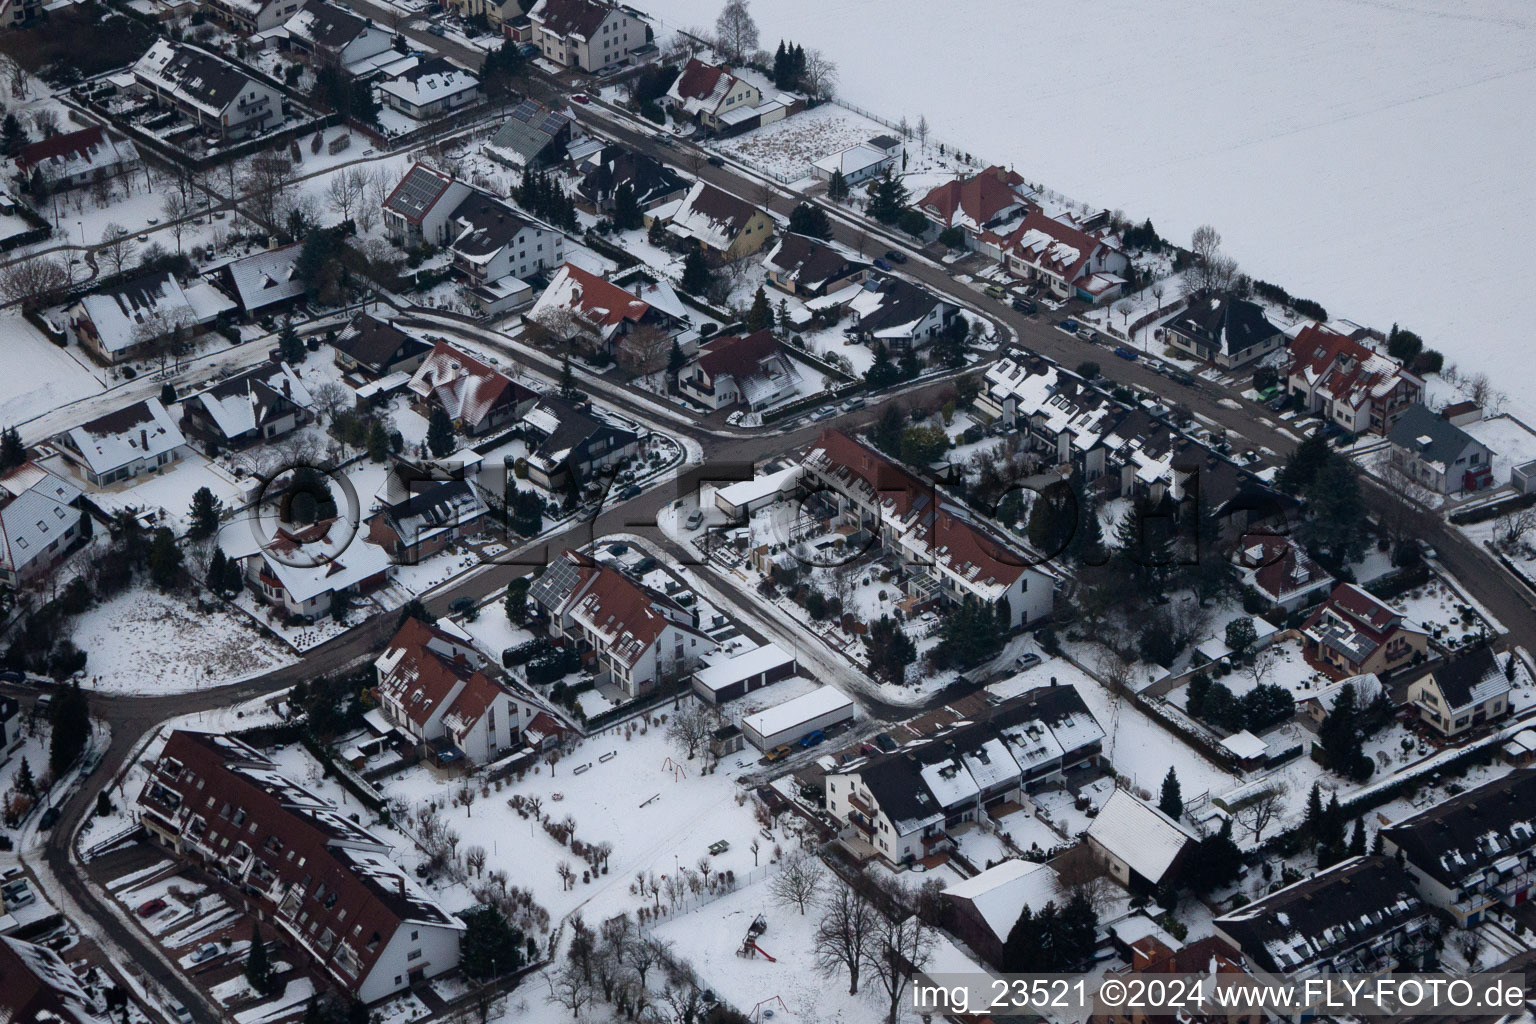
{"left": 938, "top": 226, "right": 965, "bottom": 248}
{"left": 898, "top": 208, "right": 929, "bottom": 237}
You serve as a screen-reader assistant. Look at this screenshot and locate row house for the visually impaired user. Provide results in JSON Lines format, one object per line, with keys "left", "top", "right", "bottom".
{"left": 0, "top": 462, "right": 83, "bottom": 588}
{"left": 1287, "top": 323, "right": 1423, "bottom": 435}
{"left": 800, "top": 428, "right": 1054, "bottom": 626}
{"left": 374, "top": 617, "right": 547, "bottom": 763}
{"left": 204, "top": 0, "right": 304, "bottom": 34}
{"left": 529, "top": 549, "right": 714, "bottom": 697}
{"left": 0, "top": 934, "right": 109, "bottom": 1024}
{"left": 1405, "top": 644, "right": 1513, "bottom": 739}
{"left": 14, "top": 125, "right": 140, "bottom": 192}
{"left": 131, "top": 40, "right": 284, "bottom": 141}
{"left": 824, "top": 684, "right": 1102, "bottom": 866}
{"left": 1380, "top": 769, "right": 1536, "bottom": 927}
{"left": 676, "top": 329, "right": 803, "bottom": 412}
{"left": 1300, "top": 582, "right": 1429, "bottom": 680}
{"left": 527, "top": 0, "right": 645, "bottom": 70}
{"left": 179, "top": 360, "right": 314, "bottom": 451}
{"left": 136, "top": 730, "right": 463, "bottom": 1002}
{"left": 1001, "top": 210, "right": 1128, "bottom": 305}
{"left": 407, "top": 341, "right": 538, "bottom": 437}
{"left": 663, "top": 58, "right": 761, "bottom": 133}
{"left": 1213, "top": 856, "right": 1438, "bottom": 979}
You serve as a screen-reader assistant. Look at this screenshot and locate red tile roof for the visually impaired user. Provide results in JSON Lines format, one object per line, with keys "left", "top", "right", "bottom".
{"left": 377, "top": 617, "right": 491, "bottom": 731}
{"left": 695, "top": 328, "right": 782, "bottom": 379}
{"left": 807, "top": 427, "right": 929, "bottom": 520}
{"left": 671, "top": 57, "right": 727, "bottom": 101}
{"left": 918, "top": 165, "right": 1025, "bottom": 229}
{"left": 409, "top": 341, "right": 532, "bottom": 429}
{"left": 16, "top": 125, "right": 113, "bottom": 174}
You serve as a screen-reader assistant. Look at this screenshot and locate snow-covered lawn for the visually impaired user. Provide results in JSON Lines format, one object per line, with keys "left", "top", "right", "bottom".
{"left": 69, "top": 587, "right": 295, "bottom": 694}
{"left": 0, "top": 313, "right": 106, "bottom": 427}
{"left": 1463, "top": 414, "right": 1536, "bottom": 489}
{"left": 711, "top": 103, "right": 895, "bottom": 183}
{"left": 87, "top": 452, "right": 249, "bottom": 537}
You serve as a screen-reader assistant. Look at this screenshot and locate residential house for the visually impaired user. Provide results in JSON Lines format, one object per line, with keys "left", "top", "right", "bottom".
{"left": 0, "top": 935, "right": 110, "bottom": 1024}
{"left": 374, "top": 617, "right": 543, "bottom": 762}
{"left": 1085, "top": 789, "right": 1197, "bottom": 892}
{"left": 1287, "top": 323, "right": 1423, "bottom": 435}
{"left": 529, "top": 549, "right": 713, "bottom": 697}
{"left": 382, "top": 163, "right": 474, "bottom": 248}
{"left": 14, "top": 125, "right": 139, "bottom": 191}
{"left": 1387, "top": 402, "right": 1495, "bottom": 494}
{"left": 225, "top": 515, "right": 394, "bottom": 620}
{"left": 366, "top": 467, "right": 489, "bottom": 563}
{"left": 179, "top": 360, "right": 314, "bottom": 450}
{"left": 0, "top": 0, "right": 41, "bottom": 26}
{"left": 575, "top": 144, "right": 689, "bottom": 213}
{"left": 407, "top": 341, "right": 537, "bottom": 436}
{"left": 1092, "top": 936, "right": 1261, "bottom": 1024}
{"left": 1213, "top": 856, "right": 1438, "bottom": 978}
{"left": 1234, "top": 533, "right": 1335, "bottom": 614}
{"left": 941, "top": 859, "right": 1064, "bottom": 969}
{"left": 204, "top": 0, "right": 304, "bottom": 33}
{"left": 519, "top": 396, "right": 640, "bottom": 491}
{"left": 676, "top": 329, "right": 803, "bottom": 412}
{"left": 283, "top": 2, "right": 393, "bottom": 68}
{"left": 846, "top": 276, "right": 959, "bottom": 350}
{"left": 0, "top": 462, "right": 83, "bottom": 587}
{"left": 824, "top": 684, "right": 1102, "bottom": 866}
{"left": 136, "top": 730, "right": 463, "bottom": 1002}
{"left": 1001, "top": 210, "right": 1128, "bottom": 305}
{"left": 54, "top": 398, "right": 188, "bottom": 487}
{"left": 439, "top": 189, "right": 563, "bottom": 311}
{"left": 527, "top": 0, "right": 644, "bottom": 70}
{"left": 1300, "top": 582, "right": 1429, "bottom": 679}
{"left": 812, "top": 135, "right": 901, "bottom": 185}
{"left": 1163, "top": 292, "right": 1283, "bottom": 369}
{"left": 661, "top": 182, "right": 773, "bottom": 259}
{"left": 1379, "top": 770, "right": 1536, "bottom": 927}
{"left": 761, "top": 233, "right": 869, "bottom": 298}
{"left": 1300, "top": 672, "right": 1383, "bottom": 725}
{"left": 64, "top": 270, "right": 231, "bottom": 365}
{"left": 216, "top": 243, "right": 306, "bottom": 320}
{"left": 801, "top": 428, "right": 1054, "bottom": 626}
{"left": 524, "top": 262, "right": 686, "bottom": 358}
{"left": 330, "top": 313, "right": 434, "bottom": 379}
{"left": 131, "top": 39, "right": 284, "bottom": 141}
{"left": 444, "top": 0, "right": 523, "bottom": 34}
{"left": 663, "top": 58, "right": 761, "bottom": 132}
{"left": 482, "top": 99, "right": 573, "bottom": 169}
{"left": 916, "top": 165, "right": 1029, "bottom": 244}
{"left": 379, "top": 58, "right": 482, "bottom": 120}
{"left": 1406, "top": 644, "right": 1513, "bottom": 738}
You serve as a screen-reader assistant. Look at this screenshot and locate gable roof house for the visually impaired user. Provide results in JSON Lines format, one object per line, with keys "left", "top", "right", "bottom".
{"left": 528, "top": 0, "right": 645, "bottom": 70}
{"left": 1287, "top": 324, "right": 1424, "bottom": 436}
{"left": 761, "top": 233, "right": 870, "bottom": 298}
{"left": 1234, "top": 533, "right": 1335, "bottom": 614}
{"left": 379, "top": 57, "right": 482, "bottom": 120}
{"left": 131, "top": 39, "right": 284, "bottom": 141}
{"left": 224, "top": 514, "right": 394, "bottom": 620}
{"left": 812, "top": 136, "right": 902, "bottom": 185}
{"left": 136, "top": 730, "right": 464, "bottom": 1003}
{"left": 661, "top": 182, "right": 773, "bottom": 260}
{"left": 575, "top": 144, "right": 689, "bottom": 213}
{"left": 846, "top": 276, "right": 960, "bottom": 350}
{"left": 942, "top": 859, "right": 1064, "bottom": 969}
{"left": 374, "top": 617, "right": 543, "bottom": 762}
{"left": 483, "top": 98, "right": 573, "bottom": 169}
{"left": 1094, "top": 936, "right": 1260, "bottom": 1024}
{"left": 1163, "top": 292, "right": 1283, "bottom": 369}
{"left": 331, "top": 312, "right": 434, "bottom": 379}
{"left": 664, "top": 58, "right": 762, "bottom": 133}
{"left": 204, "top": 0, "right": 304, "bottom": 33}
{"left": 382, "top": 163, "right": 474, "bottom": 249}
{"left": 14, "top": 124, "right": 139, "bottom": 191}
{"left": 444, "top": 0, "right": 524, "bottom": 34}
{"left": 1379, "top": 770, "right": 1536, "bottom": 927}
{"left": 524, "top": 262, "right": 686, "bottom": 358}
{"left": 54, "top": 398, "right": 188, "bottom": 487}
{"left": 439, "top": 189, "right": 564, "bottom": 313}
{"left": 531, "top": 549, "right": 714, "bottom": 697}
{"left": 282, "top": 2, "right": 394, "bottom": 68}
{"left": 216, "top": 243, "right": 306, "bottom": 319}
{"left": 64, "top": 270, "right": 231, "bottom": 365}
{"left": 1300, "top": 582, "right": 1429, "bottom": 680}
{"left": 824, "top": 684, "right": 1102, "bottom": 867}
{"left": 1002, "top": 210, "right": 1128, "bottom": 305}
{"left": 1085, "top": 788, "right": 1198, "bottom": 891}
{"left": 917, "top": 165, "right": 1029, "bottom": 245}
{"left": 0, "top": 462, "right": 83, "bottom": 587}
{"left": 366, "top": 465, "right": 489, "bottom": 563}
{"left": 1406, "top": 644, "right": 1513, "bottom": 739}
{"left": 0, "top": 935, "right": 109, "bottom": 1024}
{"left": 676, "top": 329, "right": 803, "bottom": 412}
{"left": 519, "top": 396, "right": 640, "bottom": 491}
{"left": 1387, "top": 402, "right": 1495, "bottom": 494}
{"left": 179, "top": 360, "right": 314, "bottom": 450}
{"left": 1213, "top": 856, "right": 1438, "bottom": 979}
{"left": 407, "top": 341, "right": 537, "bottom": 436}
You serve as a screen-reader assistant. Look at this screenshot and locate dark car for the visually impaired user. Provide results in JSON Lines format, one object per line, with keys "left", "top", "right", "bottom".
{"left": 799, "top": 729, "right": 826, "bottom": 748}
{"left": 0, "top": 670, "right": 22, "bottom": 683}
{"left": 518, "top": 42, "right": 538, "bottom": 57}
{"left": 1011, "top": 296, "right": 1037, "bottom": 314}
{"left": 618, "top": 485, "right": 641, "bottom": 500}
{"left": 137, "top": 897, "right": 167, "bottom": 917}
{"left": 449, "top": 597, "right": 476, "bottom": 615}
{"left": 883, "top": 249, "right": 907, "bottom": 264}
{"left": 38, "top": 806, "right": 59, "bottom": 830}
{"left": 706, "top": 155, "right": 725, "bottom": 167}
{"left": 873, "top": 258, "right": 893, "bottom": 271}
{"left": 1113, "top": 346, "right": 1138, "bottom": 361}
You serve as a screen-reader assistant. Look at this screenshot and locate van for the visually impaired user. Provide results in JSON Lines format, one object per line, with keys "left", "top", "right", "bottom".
{"left": 984, "top": 284, "right": 1008, "bottom": 300}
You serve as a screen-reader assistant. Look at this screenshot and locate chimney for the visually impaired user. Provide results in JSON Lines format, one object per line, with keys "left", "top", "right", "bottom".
{"left": 140, "top": 429, "right": 148, "bottom": 450}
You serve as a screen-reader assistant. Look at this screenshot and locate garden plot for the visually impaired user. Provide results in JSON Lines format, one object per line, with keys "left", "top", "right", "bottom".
{"left": 1394, "top": 573, "right": 1497, "bottom": 647}
{"left": 712, "top": 104, "right": 895, "bottom": 183}
{"left": 69, "top": 586, "right": 295, "bottom": 695}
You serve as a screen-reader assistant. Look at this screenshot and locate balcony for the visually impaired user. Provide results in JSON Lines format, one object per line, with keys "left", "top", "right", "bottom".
{"left": 848, "top": 792, "right": 876, "bottom": 818}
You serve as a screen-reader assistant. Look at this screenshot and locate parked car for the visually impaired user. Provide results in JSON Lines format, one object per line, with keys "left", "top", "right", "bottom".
{"left": 1014, "top": 653, "right": 1042, "bottom": 670}
{"left": 170, "top": 1004, "right": 194, "bottom": 1024}
{"left": 570, "top": 93, "right": 589, "bottom": 104}
{"left": 763, "top": 744, "right": 794, "bottom": 763}
{"left": 449, "top": 597, "right": 476, "bottom": 615}
{"left": 1058, "top": 319, "right": 1078, "bottom": 332}
{"left": 684, "top": 510, "right": 703, "bottom": 530}
{"left": 137, "top": 897, "right": 168, "bottom": 917}
{"left": 0, "top": 669, "right": 22, "bottom": 683}
{"left": 872, "top": 258, "right": 893, "bottom": 271}
{"left": 1011, "top": 297, "right": 1037, "bottom": 314}
{"left": 38, "top": 806, "right": 59, "bottom": 829}
{"left": 706, "top": 154, "right": 724, "bottom": 167}
{"left": 883, "top": 249, "right": 907, "bottom": 264}
{"left": 1269, "top": 392, "right": 1291, "bottom": 412}
{"left": 799, "top": 729, "right": 826, "bottom": 748}
{"left": 840, "top": 396, "right": 866, "bottom": 411}
{"left": 810, "top": 407, "right": 838, "bottom": 421}
{"left": 1169, "top": 370, "right": 1197, "bottom": 387}
{"left": 618, "top": 485, "right": 641, "bottom": 500}
{"left": 1113, "top": 346, "right": 1138, "bottom": 361}
{"left": 427, "top": 23, "right": 445, "bottom": 35}
{"left": 518, "top": 42, "right": 538, "bottom": 57}
{"left": 2, "top": 887, "right": 34, "bottom": 909}
{"left": 190, "top": 944, "right": 221, "bottom": 965}
{"left": 984, "top": 284, "right": 1008, "bottom": 300}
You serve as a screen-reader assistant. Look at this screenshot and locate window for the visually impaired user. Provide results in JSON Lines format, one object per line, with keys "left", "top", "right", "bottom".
{"left": 407, "top": 949, "right": 423, "bottom": 961}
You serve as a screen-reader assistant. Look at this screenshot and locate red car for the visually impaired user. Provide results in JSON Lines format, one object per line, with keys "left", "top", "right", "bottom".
{"left": 137, "top": 897, "right": 167, "bottom": 917}
{"left": 571, "top": 94, "right": 589, "bottom": 104}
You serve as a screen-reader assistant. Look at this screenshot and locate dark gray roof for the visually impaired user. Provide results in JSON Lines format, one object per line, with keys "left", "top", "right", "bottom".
{"left": 1426, "top": 644, "right": 1509, "bottom": 711}
{"left": 765, "top": 233, "right": 868, "bottom": 291}
{"left": 489, "top": 100, "right": 571, "bottom": 164}
{"left": 855, "top": 276, "right": 951, "bottom": 337}
{"left": 447, "top": 192, "right": 532, "bottom": 259}
{"left": 158, "top": 46, "right": 255, "bottom": 109}
{"left": 1381, "top": 770, "right": 1536, "bottom": 888}
{"left": 1166, "top": 292, "right": 1280, "bottom": 358}
{"left": 291, "top": 1, "right": 372, "bottom": 49}
{"left": 1388, "top": 402, "right": 1484, "bottom": 469}
{"left": 577, "top": 144, "right": 687, "bottom": 207}
{"left": 332, "top": 313, "right": 432, "bottom": 371}
{"left": 383, "top": 164, "right": 454, "bottom": 222}
{"left": 526, "top": 396, "right": 637, "bottom": 471}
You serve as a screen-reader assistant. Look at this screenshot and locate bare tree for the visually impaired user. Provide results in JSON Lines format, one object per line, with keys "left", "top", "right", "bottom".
{"left": 801, "top": 49, "right": 838, "bottom": 100}
{"left": 769, "top": 848, "right": 823, "bottom": 915}
{"left": 310, "top": 382, "right": 350, "bottom": 424}
{"left": 1246, "top": 644, "right": 1277, "bottom": 687}
{"left": 0, "top": 256, "right": 68, "bottom": 310}
{"left": 465, "top": 844, "right": 487, "bottom": 877}
{"left": 30, "top": 109, "right": 58, "bottom": 138}
{"left": 240, "top": 150, "right": 296, "bottom": 230}
{"left": 0, "top": 54, "right": 31, "bottom": 100}
{"left": 325, "top": 171, "right": 362, "bottom": 225}
{"left": 1190, "top": 224, "right": 1222, "bottom": 269}
{"left": 162, "top": 191, "right": 191, "bottom": 254}
{"left": 1151, "top": 279, "right": 1166, "bottom": 313}
{"left": 1233, "top": 784, "right": 1284, "bottom": 844}
{"left": 897, "top": 115, "right": 910, "bottom": 141}
{"left": 1187, "top": 224, "right": 1238, "bottom": 294}
{"left": 626, "top": 934, "right": 668, "bottom": 990}
{"left": 545, "top": 961, "right": 592, "bottom": 1018}
{"left": 1115, "top": 298, "right": 1135, "bottom": 327}
{"left": 916, "top": 115, "right": 929, "bottom": 150}
{"left": 615, "top": 322, "right": 674, "bottom": 379}
{"left": 665, "top": 698, "right": 715, "bottom": 760}
{"left": 813, "top": 881, "right": 877, "bottom": 994}
{"left": 1495, "top": 507, "right": 1536, "bottom": 551}
{"left": 864, "top": 912, "right": 933, "bottom": 1024}
{"left": 713, "top": 0, "right": 759, "bottom": 62}
{"left": 1051, "top": 843, "right": 1117, "bottom": 915}
{"left": 556, "top": 860, "right": 576, "bottom": 890}
{"left": 98, "top": 222, "right": 137, "bottom": 277}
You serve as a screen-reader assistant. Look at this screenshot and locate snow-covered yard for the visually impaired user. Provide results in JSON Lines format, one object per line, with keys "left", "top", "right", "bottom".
{"left": 711, "top": 103, "right": 895, "bottom": 183}
{"left": 0, "top": 314, "right": 106, "bottom": 427}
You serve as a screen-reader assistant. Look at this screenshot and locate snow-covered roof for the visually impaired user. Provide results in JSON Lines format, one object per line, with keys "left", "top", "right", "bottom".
{"left": 812, "top": 142, "right": 892, "bottom": 178}
{"left": 1220, "top": 729, "right": 1268, "bottom": 760}
{"left": 379, "top": 57, "right": 480, "bottom": 107}
{"left": 666, "top": 181, "right": 763, "bottom": 253}
{"left": 185, "top": 361, "right": 313, "bottom": 441}
{"left": 15, "top": 124, "right": 137, "bottom": 182}
{"left": 942, "top": 859, "right": 1062, "bottom": 944}
{"left": 229, "top": 517, "right": 393, "bottom": 603}
{"left": 220, "top": 242, "right": 304, "bottom": 312}
{"left": 692, "top": 642, "right": 796, "bottom": 694}
{"left": 0, "top": 463, "right": 81, "bottom": 574}
{"left": 73, "top": 272, "right": 221, "bottom": 355}
{"left": 741, "top": 685, "right": 853, "bottom": 739}
{"left": 1086, "top": 789, "right": 1195, "bottom": 884}
{"left": 61, "top": 398, "right": 186, "bottom": 476}
{"left": 712, "top": 465, "right": 803, "bottom": 511}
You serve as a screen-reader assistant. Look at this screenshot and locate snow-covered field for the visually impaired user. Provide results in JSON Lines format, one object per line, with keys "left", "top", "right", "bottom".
{"left": 642, "top": 0, "right": 1536, "bottom": 412}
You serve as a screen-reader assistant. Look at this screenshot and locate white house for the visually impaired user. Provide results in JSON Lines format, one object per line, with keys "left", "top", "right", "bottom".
{"left": 0, "top": 462, "right": 83, "bottom": 587}
{"left": 205, "top": 0, "right": 305, "bottom": 33}
{"left": 14, "top": 125, "right": 140, "bottom": 191}
{"left": 1386, "top": 402, "right": 1495, "bottom": 494}
{"left": 283, "top": 2, "right": 394, "bottom": 68}
{"left": 381, "top": 163, "right": 474, "bottom": 248}
{"left": 131, "top": 40, "right": 284, "bottom": 141}
{"left": 54, "top": 398, "right": 188, "bottom": 487}
{"left": 1001, "top": 210, "right": 1128, "bottom": 305}
{"left": 664, "top": 58, "right": 760, "bottom": 132}
{"left": 676, "top": 329, "right": 803, "bottom": 412}
{"left": 528, "top": 0, "right": 644, "bottom": 70}
{"left": 379, "top": 58, "right": 482, "bottom": 119}
{"left": 1405, "top": 645, "right": 1513, "bottom": 738}
{"left": 64, "top": 271, "right": 232, "bottom": 365}
{"left": 812, "top": 135, "right": 901, "bottom": 185}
